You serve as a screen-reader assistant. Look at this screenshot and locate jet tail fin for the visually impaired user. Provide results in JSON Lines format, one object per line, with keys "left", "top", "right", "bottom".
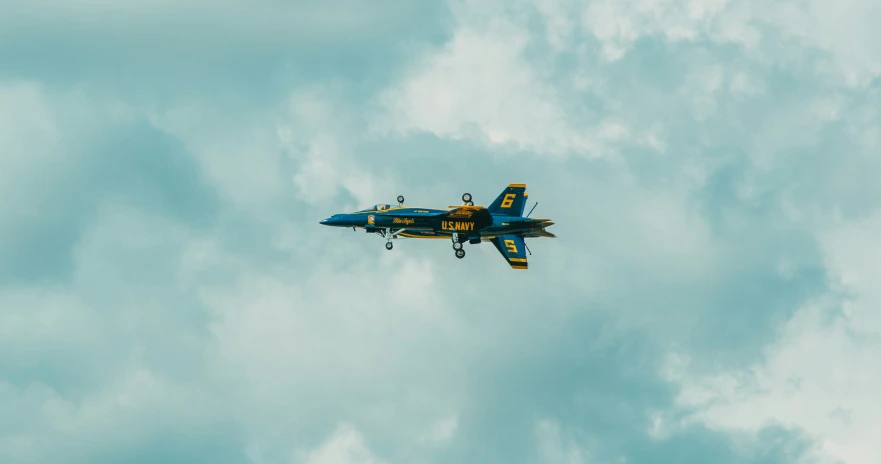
{"left": 491, "top": 234, "right": 528, "bottom": 270}
{"left": 487, "top": 184, "right": 527, "bottom": 216}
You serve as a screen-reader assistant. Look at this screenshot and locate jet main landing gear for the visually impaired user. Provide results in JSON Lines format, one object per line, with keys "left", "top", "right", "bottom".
{"left": 462, "top": 193, "right": 473, "bottom": 206}
{"left": 451, "top": 233, "right": 466, "bottom": 258}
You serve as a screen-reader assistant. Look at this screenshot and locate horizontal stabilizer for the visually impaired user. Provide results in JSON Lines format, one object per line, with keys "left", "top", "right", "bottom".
{"left": 526, "top": 230, "right": 556, "bottom": 238}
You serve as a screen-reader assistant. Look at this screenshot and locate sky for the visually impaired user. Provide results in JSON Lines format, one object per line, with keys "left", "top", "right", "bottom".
{"left": 2, "top": 0, "right": 881, "bottom": 463}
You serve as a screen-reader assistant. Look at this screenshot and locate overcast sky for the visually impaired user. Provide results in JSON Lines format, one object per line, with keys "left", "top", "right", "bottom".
{"left": 2, "top": 0, "right": 881, "bottom": 463}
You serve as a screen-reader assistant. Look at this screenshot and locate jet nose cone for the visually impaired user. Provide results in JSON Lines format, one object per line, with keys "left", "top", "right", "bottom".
{"left": 320, "top": 218, "right": 330, "bottom": 225}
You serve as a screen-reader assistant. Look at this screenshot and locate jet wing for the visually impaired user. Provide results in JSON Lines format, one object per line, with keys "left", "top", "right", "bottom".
{"left": 490, "top": 234, "right": 528, "bottom": 270}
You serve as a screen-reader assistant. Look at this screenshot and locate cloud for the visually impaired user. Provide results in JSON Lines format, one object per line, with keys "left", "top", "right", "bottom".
{"left": 4, "top": 0, "right": 881, "bottom": 463}
{"left": 372, "top": 0, "right": 881, "bottom": 162}
{"left": 370, "top": 0, "right": 659, "bottom": 158}
{"left": 362, "top": 3, "right": 881, "bottom": 462}
{"left": 765, "top": 0, "right": 881, "bottom": 87}
{"left": 196, "top": 246, "right": 475, "bottom": 461}
{"left": 295, "top": 423, "right": 386, "bottom": 464}
{"left": 582, "top": 0, "right": 741, "bottom": 61}
{"left": 579, "top": 0, "right": 881, "bottom": 87}
{"left": 662, "top": 212, "right": 881, "bottom": 464}
{"left": 371, "top": 16, "right": 591, "bottom": 156}
{"left": 534, "top": 419, "right": 596, "bottom": 464}
{"left": 651, "top": 75, "right": 881, "bottom": 464}
{"left": 0, "top": 78, "right": 471, "bottom": 462}
{"left": 419, "top": 417, "right": 458, "bottom": 446}
{"left": 282, "top": 90, "right": 388, "bottom": 207}
{"left": 0, "top": 82, "right": 219, "bottom": 285}
{"left": 0, "top": 201, "right": 243, "bottom": 463}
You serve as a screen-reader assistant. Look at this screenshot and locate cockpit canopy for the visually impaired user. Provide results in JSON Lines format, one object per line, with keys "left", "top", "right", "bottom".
{"left": 358, "top": 204, "right": 391, "bottom": 212}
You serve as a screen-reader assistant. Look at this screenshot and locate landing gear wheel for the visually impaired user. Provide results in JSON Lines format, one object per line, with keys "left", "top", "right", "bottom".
{"left": 385, "top": 242, "right": 393, "bottom": 250}
{"left": 452, "top": 241, "right": 463, "bottom": 250}
{"left": 465, "top": 201, "right": 474, "bottom": 206}
{"left": 397, "top": 195, "right": 404, "bottom": 205}
{"left": 462, "top": 193, "right": 472, "bottom": 202}
{"left": 455, "top": 249, "right": 466, "bottom": 259}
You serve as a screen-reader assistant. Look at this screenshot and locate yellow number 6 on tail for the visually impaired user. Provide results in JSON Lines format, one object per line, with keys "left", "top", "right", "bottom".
{"left": 501, "top": 193, "right": 516, "bottom": 208}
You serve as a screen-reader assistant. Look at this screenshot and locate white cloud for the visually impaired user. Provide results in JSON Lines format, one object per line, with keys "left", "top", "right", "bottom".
{"left": 149, "top": 89, "right": 386, "bottom": 209}
{"left": 820, "top": 214, "right": 881, "bottom": 334}
{"left": 147, "top": 103, "right": 290, "bottom": 208}
{"left": 280, "top": 90, "right": 392, "bottom": 207}
{"left": 534, "top": 419, "right": 596, "bottom": 464}
{"left": 0, "top": 96, "right": 253, "bottom": 456}
{"left": 679, "top": 63, "right": 725, "bottom": 120}
{"left": 728, "top": 71, "right": 765, "bottom": 96}
{"left": 6, "top": 1, "right": 881, "bottom": 462}
{"left": 582, "top": 0, "right": 736, "bottom": 61}
{"left": 532, "top": 0, "right": 578, "bottom": 52}
{"left": 766, "top": 0, "right": 881, "bottom": 87}
{"left": 201, "top": 251, "right": 466, "bottom": 403}
{"left": 370, "top": 0, "right": 662, "bottom": 158}
{"left": 0, "top": 82, "right": 61, "bottom": 162}
{"left": 580, "top": 0, "right": 881, "bottom": 87}
{"left": 296, "top": 423, "right": 386, "bottom": 464}
{"left": 0, "top": 164, "right": 467, "bottom": 462}
{"left": 0, "top": 367, "right": 219, "bottom": 463}
{"left": 418, "top": 416, "right": 458, "bottom": 445}
{"left": 2, "top": 78, "right": 477, "bottom": 461}
{"left": 372, "top": 17, "right": 591, "bottom": 156}
{"left": 571, "top": 179, "right": 719, "bottom": 283}
{"left": 662, "top": 213, "right": 881, "bottom": 464}
{"left": 372, "top": 0, "right": 881, "bottom": 161}
{"left": 0, "top": 82, "right": 133, "bottom": 212}
{"left": 0, "top": 214, "right": 232, "bottom": 461}
{"left": 187, "top": 234, "right": 475, "bottom": 459}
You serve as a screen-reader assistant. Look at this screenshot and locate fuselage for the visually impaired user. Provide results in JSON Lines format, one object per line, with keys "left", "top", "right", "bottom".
{"left": 319, "top": 204, "right": 554, "bottom": 241}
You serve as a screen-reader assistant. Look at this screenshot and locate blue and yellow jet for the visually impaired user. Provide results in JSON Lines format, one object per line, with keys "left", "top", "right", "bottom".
{"left": 319, "top": 184, "right": 555, "bottom": 269}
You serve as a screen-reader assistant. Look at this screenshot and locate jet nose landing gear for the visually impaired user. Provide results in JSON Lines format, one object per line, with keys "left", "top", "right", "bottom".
{"left": 385, "top": 241, "right": 393, "bottom": 250}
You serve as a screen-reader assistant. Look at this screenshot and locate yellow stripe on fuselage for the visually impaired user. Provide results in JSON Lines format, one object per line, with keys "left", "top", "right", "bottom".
{"left": 398, "top": 233, "right": 448, "bottom": 239}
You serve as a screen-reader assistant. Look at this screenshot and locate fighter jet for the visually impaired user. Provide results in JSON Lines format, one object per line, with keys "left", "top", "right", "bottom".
{"left": 319, "top": 184, "right": 555, "bottom": 269}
